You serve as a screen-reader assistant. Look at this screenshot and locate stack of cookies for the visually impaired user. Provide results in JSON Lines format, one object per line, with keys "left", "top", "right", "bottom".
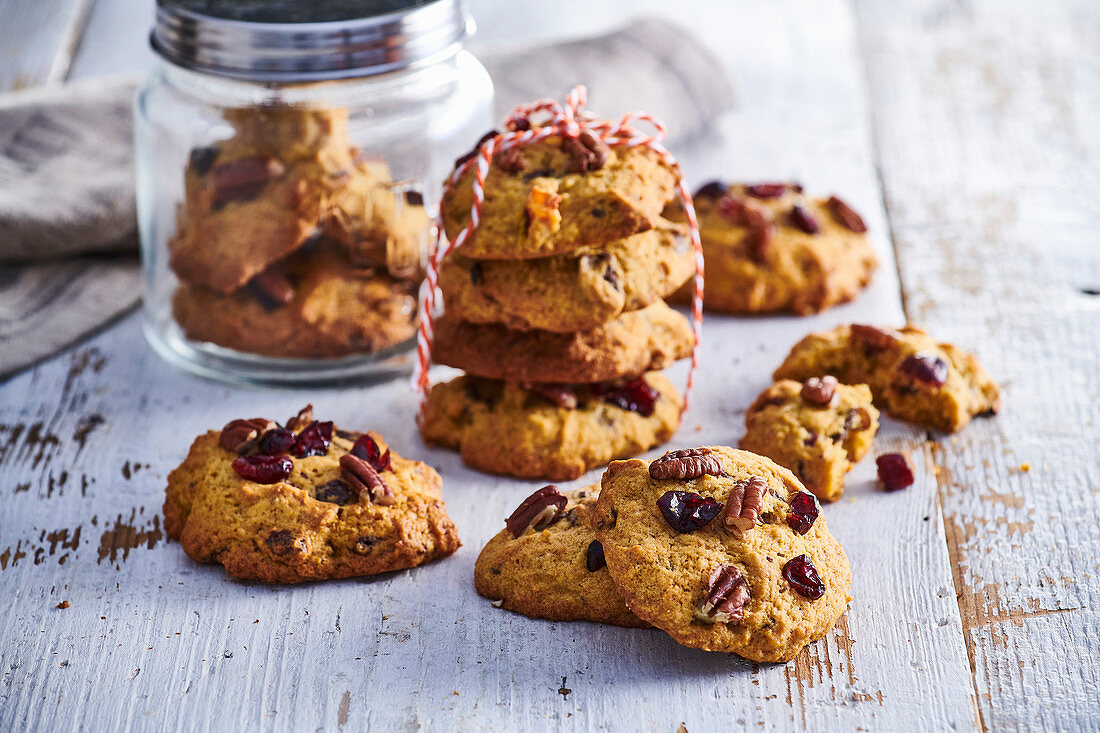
{"left": 170, "top": 106, "right": 428, "bottom": 358}
{"left": 419, "top": 125, "right": 697, "bottom": 480}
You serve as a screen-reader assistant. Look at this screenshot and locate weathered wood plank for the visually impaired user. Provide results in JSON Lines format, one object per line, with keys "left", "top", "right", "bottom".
{"left": 856, "top": 0, "right": 1100, "bottom": 729}
{"left": 0, "top": 0, "right": 985, "bottom": 730}
{"left": 0, "top": 0, "right": 94, "bottom": 91}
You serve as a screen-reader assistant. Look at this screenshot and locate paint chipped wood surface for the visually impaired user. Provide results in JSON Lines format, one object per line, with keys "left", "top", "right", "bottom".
{"left": 0, "top": 0, "right": 1096, "bottom": 730}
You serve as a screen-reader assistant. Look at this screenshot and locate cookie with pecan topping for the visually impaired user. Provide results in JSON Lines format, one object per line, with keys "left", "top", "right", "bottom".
{"left": 592, "top": 447, "right": 851, "bottom": 662}
{"left": 740, "top": 379, "right": 880, "bottom": 502}
{"left": 164, "top": 411, "right": 459, "bottom": 583}
{"left": 430, "top": 299, "right": 693, "bottom": 384}
{"left": 438, "top": 220, "right": 694, "bottom": 333}
{"left": 474, "top": 484, "right": 648, "bottom": 627}
{"left": 669, "top": 182, "right": 877, "bottom": 314}
{"left": 420, "top": 372, "right": 682, "bottom": 480}
{"left": 772, "top": 323, "right": 1000, "bottom": 432}
{"left": 441, "top": 133, "right": 679, "bottom": 260}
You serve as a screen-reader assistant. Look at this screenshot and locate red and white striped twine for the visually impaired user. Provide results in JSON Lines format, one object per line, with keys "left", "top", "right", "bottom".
{"left": 414, "top": 86, "right": 704, "bottom": 422}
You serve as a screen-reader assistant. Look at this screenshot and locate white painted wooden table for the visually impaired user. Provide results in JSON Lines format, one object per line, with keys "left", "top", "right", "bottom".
{"left": 1, "top": 0, "right": 1097, "bottom": 730}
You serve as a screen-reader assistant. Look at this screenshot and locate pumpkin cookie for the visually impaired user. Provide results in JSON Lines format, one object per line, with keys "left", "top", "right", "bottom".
{"left": 172, "top": 242, "right": 417, "bottom": 358}
{"left": 475, "top": 484, "right": 647, "bottom": 627}
{"left": 773, "top": 323, "right": 1001, "bottom": 432}
{"left": 592, "top": 447, "right": 851, "bottom": 662}
{"left": 739, "top": 379, "right": 880, "bottom": 502}
{"left": 670, "top": 182, "right": 877, "bottom": 314}
{"left": 420, "top": 372, "right": 682, "bottom": 480}
{"left": 165, "top": 406, "right": 460, "bottom": 583}
{"left": 430, "top": 299, "right": 693, "bottom": 384}
{"left": 438, "top": 220, "right": 693, "bottom": 333}
{"left": 441, "top": 132, "right": 679, "bottom": 260}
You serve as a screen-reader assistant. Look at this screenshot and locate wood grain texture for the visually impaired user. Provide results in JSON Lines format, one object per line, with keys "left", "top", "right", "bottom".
{"left": 856, "top": 0, "right": 1100, "bottom": 729}
{"left": 0, "top": 0, "right": 94, "bottom": 91}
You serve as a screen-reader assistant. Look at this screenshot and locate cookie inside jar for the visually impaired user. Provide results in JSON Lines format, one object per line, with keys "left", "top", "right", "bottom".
{"left": 166, "top": 105, "right": 429, "bottom": 363}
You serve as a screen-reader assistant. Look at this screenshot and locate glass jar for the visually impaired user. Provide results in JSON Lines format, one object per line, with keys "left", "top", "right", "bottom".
{"left": 135, "top": 0, "right": 493, "bottom": 385}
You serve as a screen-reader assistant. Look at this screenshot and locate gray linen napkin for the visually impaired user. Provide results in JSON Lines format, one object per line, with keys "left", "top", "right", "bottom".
{"left": 0, "top": 17, "right": 733, "bottom": 380}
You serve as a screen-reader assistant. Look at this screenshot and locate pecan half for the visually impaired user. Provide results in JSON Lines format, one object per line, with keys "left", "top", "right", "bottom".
{"left": 649, "top": 448, "right": 724, "bottom": 480}
{"left": 526, "top": 184, "right": 562, "bottom": 233}
{"left": 563, "top": 131, "right": 610, "bottom": 173}
{"left": 521, "top": 382, "right": 578, "bottom": 409}
{"left": 286, "top": 405, "right": 314, "bottom": 431}
{"left": 211, "top": 156, "right": 286, "bottom": 205}
{"left": 505, "top": 485, "right": 567, "bottom": 538}
{"left": 249, "top": 269, "right": 295, "bottom": 309}
{"left": 801, "top": 376, "right": 838, "bottom": 405}
{"left": 219, "top": 418, "right": 276, "bottom": 454}
{"left": 789, "top": 202, "right": 821, "bottom": 234}
{"left": 340, "top": 454, "right": 396, "bottom": 505}
{"left": 695, "top": 565, "right": 751, "bottom": 624}
{"left": 827, "top": 195, "right": 867, "bottom": 233}
{"left": 745, "top": 183, "right": 789, "bottom": 199}
{"left": 723, "top": 476, "right": 768, "bottom": 536}
{"left": 850, "top": 324, "right": 899, "bottom": 352}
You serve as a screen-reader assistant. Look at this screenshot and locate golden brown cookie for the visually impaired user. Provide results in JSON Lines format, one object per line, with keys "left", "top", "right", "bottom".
{"left": 670, "top": 182, "right": 877, "bottom": 314}
{"left": 474, "top": 484, "right": 648, "bottom": 627}
{"left": 441, "top": 133, "right": 678, "bottom": 260}
{"left": 592, "top": 447, "right": 851, "bottom": 662}
{"left": 438, "top": 220, "right": 693, "bottom": 332}
{"left": 420, "top": 372, "right": 682, "bottom": 480}
{"left": 164, "top": 408, "right": 460, "bottom": 583}
{"left": 773, "top": 323, "right": 1001, "bottom": 432}
{"left": 430, "top": 300, "right": 693, "bottom": 384}
{"left": 739, "top": 379, "right": 880, "bottom": 502}
{"left": 172, "top": 243, "right": 417, "bottom": 358}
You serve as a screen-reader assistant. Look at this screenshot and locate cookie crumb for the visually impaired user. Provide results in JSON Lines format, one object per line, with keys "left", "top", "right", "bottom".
{"left": 1019, "top": 463, "right": 1031, "bottom": 472}
{"left": 55, "top": 601, "right": 70, "bottom": 610}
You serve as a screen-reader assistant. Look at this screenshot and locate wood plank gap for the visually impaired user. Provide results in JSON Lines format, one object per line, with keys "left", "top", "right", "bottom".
{"left": 49, "top": 0, "right": 97, "bottom": 84}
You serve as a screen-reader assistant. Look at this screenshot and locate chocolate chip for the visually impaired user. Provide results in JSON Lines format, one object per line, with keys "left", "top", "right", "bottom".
{"left": 315, "top": 479, "right": 355, "bottom": 505}
{"left": 189, "top": 145, "right": 220, "bottom": 175}
{"left": 469, "top": 262, "right": 483, "bottom": 286}
{"left": 585, "top": 540, "right": 606, "bottom": 572}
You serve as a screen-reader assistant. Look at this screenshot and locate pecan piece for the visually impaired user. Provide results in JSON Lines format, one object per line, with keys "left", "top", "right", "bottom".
{"left": 800, "top": 375, "right": 838, "bottom": 405}
{"left": 521, "top": 382, "right": 578, "bottom": 409}
{"left": 340, "top": 454, "right": 396, "bottom": 505}
{"left": 827, "top": 195, "right": 867, "bottom": 233}
{"left": 649, "top": 448, "right": 724, "bottom": 480}
{"left": 285, "top": 404, "right": 314, "bottom": 431}
{"left": 723, "top": 476, "right": 768, "bottom": 536}
{"left": 789, "top": 202, "right": 821, "bottom": 234}
{"left": 505, "top": 485, "right": 567, "bottom": 538}
{"left": 211, "top": 155, "right": 286, "bottom": 205}
{"left": 695, "top": 565, "right": 751, "bottom": 624}
{"left": 219, "top": 418, "right": 276, "bottom": 454}
{"left": 563, "top": 131, "right": 610, "bottom": 173}
{"left": 526, "top": 183, "right": 562, "bottom": 233}
{"left": 249, "top": 268, "right": 295, "bottom": 309}
{"left": 844, "top": 407, "right": 872, "bottom": 432}
{"left": 745, "top": 183, "right": 789, "bottom": 199}
{"left": 850, "top": 324, "right": 899, "bottom": 352}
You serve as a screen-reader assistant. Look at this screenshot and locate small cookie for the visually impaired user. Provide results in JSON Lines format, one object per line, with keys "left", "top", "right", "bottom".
{"left": 773, "top": 323, "right": 1001, "bottom": 432}
{"left": 165, "top": 407, "right": 460, "bottom": 583}
{"left": 592, "top": 447, "right": 852, "bottom": 662}
{"left": 739, "top": 379, "right": 880, "bottom": 502}
{"left": 438, "top": 220, "right": 693, "bottom": 332}
{"left": 172, "top": 243, "right": 417, "bottom": 358}
{"left": 170, "top": 108, "right": 357, "bottom": 294}
{"left": 441, "top": 133, "right": 678, "bottom": 260}
{"left": 430, "top": 300, "right": 693, "bottom": 384}
{"left": 670, "top": 182, "right": 877, "bottom": 314}
{"left": 420, "top": 372, "right": 682, "bottom": 480}
{"left": 474, "top": 484, "right": 647, "bottom": 627}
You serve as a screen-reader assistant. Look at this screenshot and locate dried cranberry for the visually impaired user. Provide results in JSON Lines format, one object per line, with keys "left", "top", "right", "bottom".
{"left": 455, "top": 129, "right": 499, "bottom": 168}
{"left": 350, "top": 434, "right": 391, "bottom": 473}
{"left": 746, "top": 183, "right": 788, "bottom": 199}
{"left": 786, "top": 491, "right": 819, "bottom": 535}
{"left": 900, "top": 353, "right": 949, "bottom": 387}
{"left": 694, "top": 181, "right": 728, "bottom": 200}
{"left": 586, "top": 540, "right": 606, "bottom": 572}
{"left": 257, "top": 427, "right": 295, "bottom": 456}
{"left": 657, "top": 490, "right": 723, "bottom": 533}
{"left": 290, "top": 420, "right": 333, "bottom": 458}
{"left": 783, "top": 555, "right": 826, "bottom": 600}
{"left": 789, "top": 203, "right": 821, "bottom": 234}
{"left": 877, "top": 453, "right": 915, "bottom": 491}
{"left": 593, "top": 376, "right": 658, "bottom": 417}
{"left": 232, "top": 454, "right": 293, "bottom": 484}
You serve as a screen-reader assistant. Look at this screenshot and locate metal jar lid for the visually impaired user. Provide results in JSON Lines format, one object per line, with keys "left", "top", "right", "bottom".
{"left": 151, "top": 0, "right": 472, "bottom": 82}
